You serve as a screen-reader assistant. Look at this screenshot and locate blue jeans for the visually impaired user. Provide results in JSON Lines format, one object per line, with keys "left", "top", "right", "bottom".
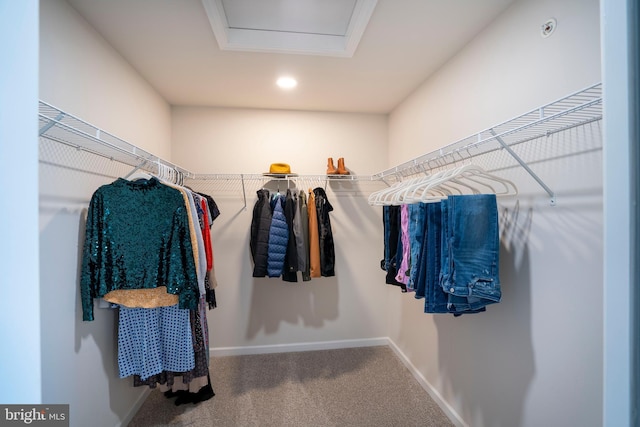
{"left": 413, "top": 205, "right": 428, "bottom": 300}
{"left": 422, "top": 201, "right": 450, "bottom": 312}
{"left": 408, "top": 203, "right": 427, "bottom": 291}
{"left": 382, "top": 206, "right": 391, "bottom": 271}
{"left": 440, "top": 195, "right": 501, "bottom": 312}
{"left": 382, "top": 206, "right": 406, "bottom": 290}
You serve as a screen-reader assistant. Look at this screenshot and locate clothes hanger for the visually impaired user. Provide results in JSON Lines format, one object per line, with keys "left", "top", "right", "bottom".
{"left": 127, "top": 170, "right": 154, "bottom": 182}
{"left": 164, "top": 164, "right": 176, "bottom": 185}
{"left": 404, "top": 165, "right": 482, "bottom": 202}
{"left": 409, "top": 164, "right": 477, "bottom": 202}
{"left": 389, "top": 168, "right": 451, "bottom": 204}
{"left": 385, "top": 163, "right": 439, "bottom": 205}
{"left": 369, "top": 177, "right": 418, "bottom": 205}
{"left": 371, "top": 160, "right": 501, "bottom": 206}
{"left": 157, "top": 162, "right": 166, "bottom": 182}
{"left": 383, "top": 162, "right": 517, "bottom": 204}
{"left": 382, "top": 165, "right": 438, "bottom": 205}
{"left": 451, "top": 164, "right": 517, "bottom": 195}
{"left": 153, "top": 163, "right": 182, "bottom": 187}
{"left": 416, "top": 164, "right": 518, "bottom": 202}
{"left": 370, "top": 169, "right": 448, "bottom": 206}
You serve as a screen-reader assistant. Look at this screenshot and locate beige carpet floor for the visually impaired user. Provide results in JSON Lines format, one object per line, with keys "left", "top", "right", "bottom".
{"left": 128, "top": 345, "right": 454, "bottom": 427}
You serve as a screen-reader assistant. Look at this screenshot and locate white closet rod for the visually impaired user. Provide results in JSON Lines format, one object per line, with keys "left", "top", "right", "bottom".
{"left": 194, "top": 174, "right": 375, "bottom": 210}
{"left": 195, "top": 173, "right": 371, "bottom": 181}
{"left": 372, "top": 82, "right": 603, "bottom": 205}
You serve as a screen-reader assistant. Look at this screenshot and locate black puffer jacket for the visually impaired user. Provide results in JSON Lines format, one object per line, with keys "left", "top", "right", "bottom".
{"left": 313, "top": 187, "right": 335, "bottom": 277}
{"left": 250, "top": 189, "right": 272, "bottom": 277}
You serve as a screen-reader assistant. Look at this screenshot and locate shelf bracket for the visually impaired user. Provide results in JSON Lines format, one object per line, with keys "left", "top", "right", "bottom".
{"left": 241, "top": 174, "right": 247, "bottom": 211}
{"left": 489, "top": 128, "right": 556, "bottom": 206}
{"left": 39, "top": 113, "right": 65, "bottom": 136}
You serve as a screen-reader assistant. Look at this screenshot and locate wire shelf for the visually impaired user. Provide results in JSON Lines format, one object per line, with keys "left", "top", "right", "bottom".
{"left": 38, "top": 82, "right": 602, "bottom": 207}
{"left": 194, "top": 173, "right": 375, "bottom": 182}
{"left": 38, "top": 101, "right": 378, "bottom": 185}
{"left": 38, "top": 100, "right": 194, "bottom": 179}
{"left": 372, "top": 83, "right": 603, "bottom": 182}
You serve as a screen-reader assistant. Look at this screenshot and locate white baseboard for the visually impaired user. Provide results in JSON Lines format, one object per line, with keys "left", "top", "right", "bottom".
{"left": 116, "top": 388, "right": 151, "bottom": 427}
{"left": 386, "top": 338, "right": 468, "bottom": 427}
{"left": 210, "top": 337, "right": 389, "bottom": 357}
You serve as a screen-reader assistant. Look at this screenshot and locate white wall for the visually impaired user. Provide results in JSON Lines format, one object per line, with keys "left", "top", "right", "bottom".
{"left": 38, "top": 0, "right": 172, "bottom": 426}
{"left": 0, "top": 0, "right": 41, "bottom": 405}
{"left": 387, "top": 0, "right": 602, "bottom": 426}
{"left": 39, "top": 0, "right": 171, "bottom": 157}
{"left": 171, "top": 107, "right": 390, "bottom": 350}
{"left": 389, "top": 0, "right": 601, "bottom": 167}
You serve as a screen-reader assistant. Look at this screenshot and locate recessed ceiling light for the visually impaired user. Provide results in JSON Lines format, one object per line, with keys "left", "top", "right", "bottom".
{"left": 276, "top": 76, "right": 298, "bottom": 90}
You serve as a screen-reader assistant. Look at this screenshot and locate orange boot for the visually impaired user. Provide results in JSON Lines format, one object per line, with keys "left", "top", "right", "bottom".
{"left": 337, "top": 157, "right": 350, "bottom": 175}
{"left": 327, "top": 157, "right": 337, "bottom": 175}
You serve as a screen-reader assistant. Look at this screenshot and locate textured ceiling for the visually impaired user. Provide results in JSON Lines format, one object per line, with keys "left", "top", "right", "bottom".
{"left": 65, "top": 0, "right": 516, "bottom": 113}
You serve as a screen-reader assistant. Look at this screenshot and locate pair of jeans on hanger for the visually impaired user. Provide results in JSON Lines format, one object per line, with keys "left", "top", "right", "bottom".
{"left": 408, "top": 203, "right": 427, "bottom": 292}
{"left": 439, "top": 194, "right": 501, "bottom": 314}
{"left": 381, "top": 205, "right": 407, "bottom": 291}
{"left": 413, "top": 194, "right": 500, "bottom": 315}
{"left": 384, "top": 204, "right": 422, "bottom": 294}
{"left": 413, "top": 201, "right": 454, "bottom": 313}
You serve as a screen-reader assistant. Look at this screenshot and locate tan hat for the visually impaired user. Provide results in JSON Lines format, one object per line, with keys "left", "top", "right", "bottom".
{"left": 264, "top": 163, "right": 297, "bottom": 177}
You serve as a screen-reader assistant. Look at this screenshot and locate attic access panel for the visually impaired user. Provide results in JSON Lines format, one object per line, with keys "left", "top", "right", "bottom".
{"left": 201, "top": 0, "right": 378, "bottom": 57}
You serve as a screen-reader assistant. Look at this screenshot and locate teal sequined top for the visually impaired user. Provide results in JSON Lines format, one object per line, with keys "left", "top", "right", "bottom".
{"left": 80, "top": 178, "right": 199, "bottom": 321}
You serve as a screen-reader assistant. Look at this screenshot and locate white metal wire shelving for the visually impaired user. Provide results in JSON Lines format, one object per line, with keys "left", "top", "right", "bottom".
{"left": 38, "top": 82, "right": 602, "bottom": 207}
{"left": 371, "top": 83, "right": 603, "bottom": 205}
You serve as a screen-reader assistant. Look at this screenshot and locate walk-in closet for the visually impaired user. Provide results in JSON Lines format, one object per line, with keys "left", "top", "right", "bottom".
{"left": 2, "top": 0, "right": 637, "bottom": 426}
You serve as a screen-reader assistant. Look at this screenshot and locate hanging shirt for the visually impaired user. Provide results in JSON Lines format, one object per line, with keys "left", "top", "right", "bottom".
{"left": 80, "top": 178, "right": 199, "bottom": 321}
{"left": 197, "top": 192, "right": 220, "bottom": 223}
{"left": 182, "top": 187, "right": 207, "bottom": 297}
{"left": 100, "top": 182, "right": 208, "bottom": 310}
{"left": 199, "top": 198, "right": 213, "bottom": 271}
